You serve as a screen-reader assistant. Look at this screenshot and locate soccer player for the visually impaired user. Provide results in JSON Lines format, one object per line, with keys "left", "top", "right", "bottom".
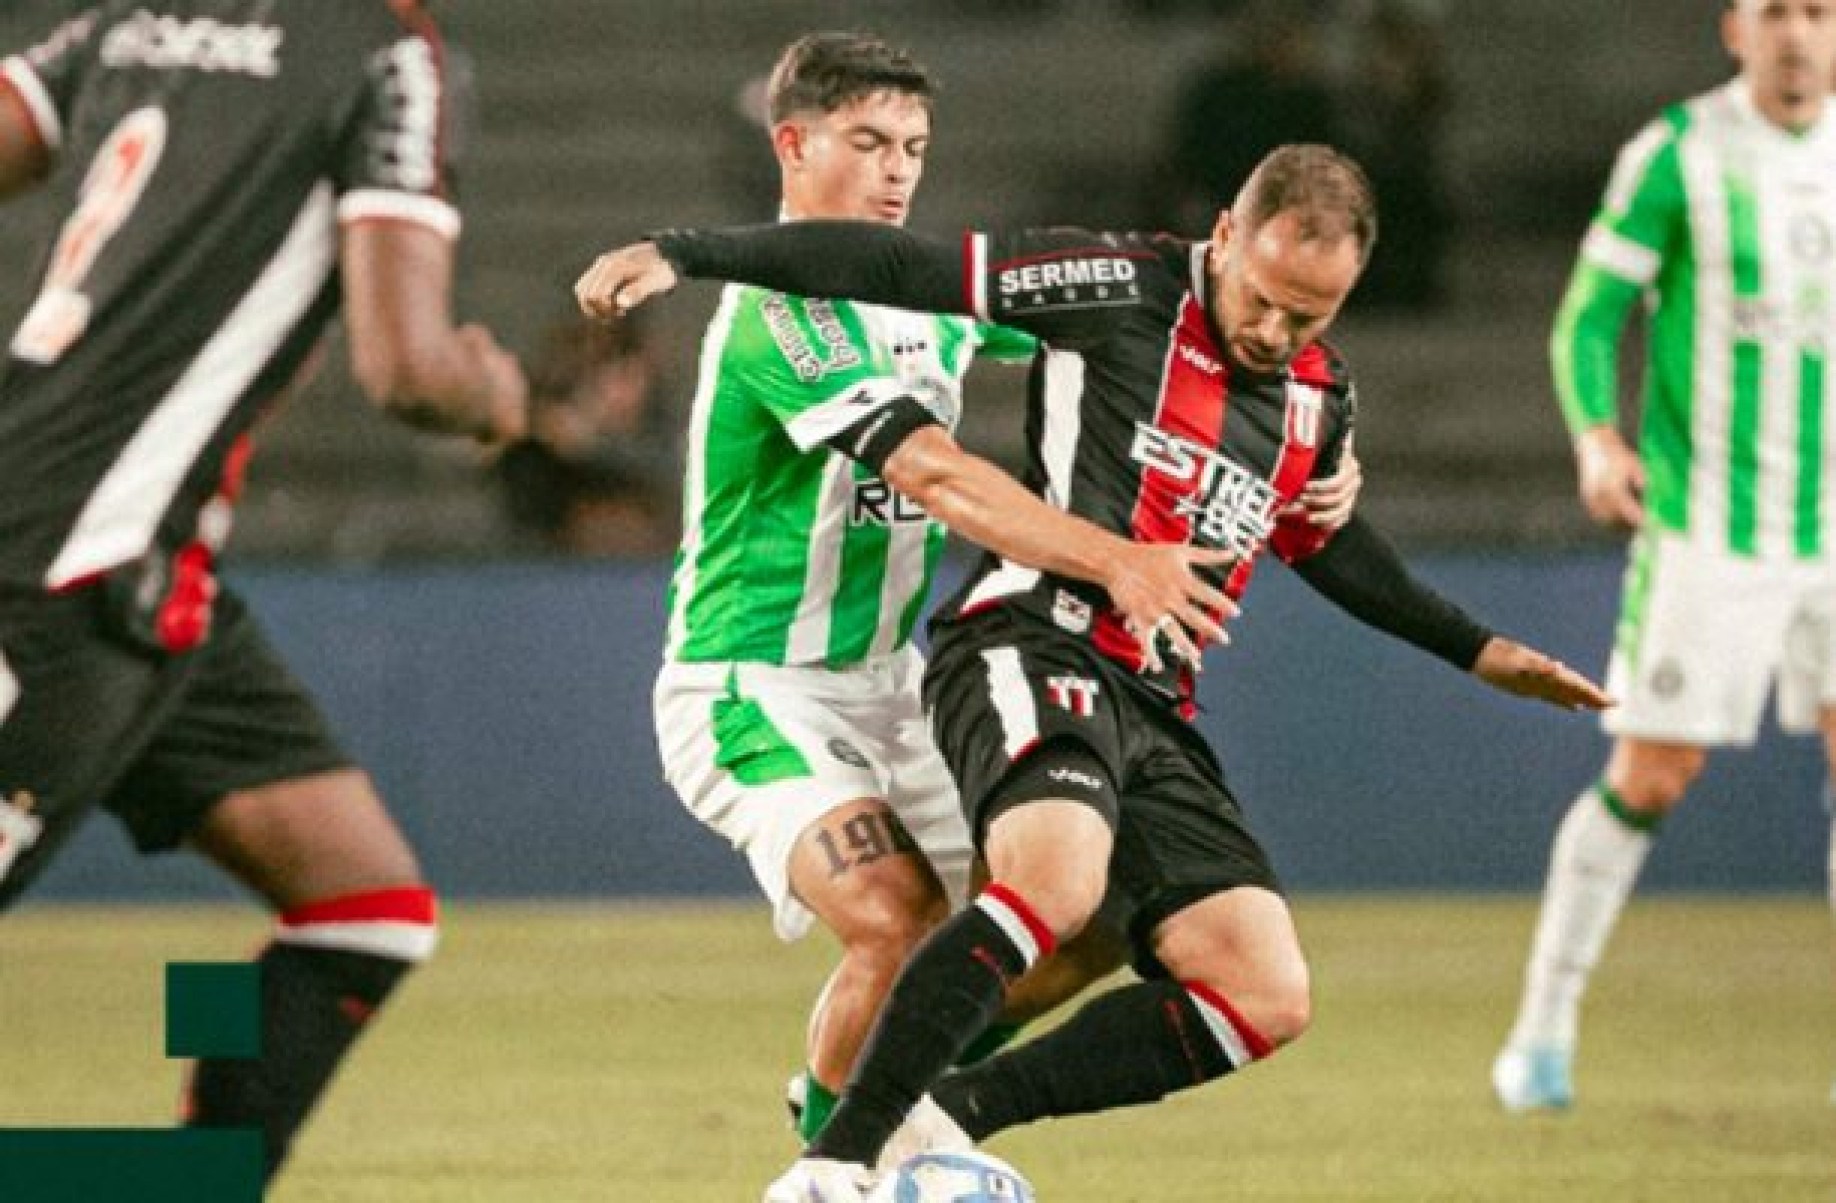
{"left": 578, "top": 144, "right": 1612, "bottom": 1202}
{"left": 632, "top": 31, "right": 1328, "bottom": 1151}
{"left": 0, "top": 0, "right": 527, "bottom": 1180}
{"left": 1492, "top": 0, "right": 1836, "bottom": 1111}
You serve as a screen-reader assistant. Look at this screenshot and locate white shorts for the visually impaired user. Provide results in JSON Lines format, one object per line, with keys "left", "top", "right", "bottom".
{"left": 653, "top": 648, "right": 972, "bottom": 941}
{"left": 1605, "top": 531, "right": 1836, "bottom": 745}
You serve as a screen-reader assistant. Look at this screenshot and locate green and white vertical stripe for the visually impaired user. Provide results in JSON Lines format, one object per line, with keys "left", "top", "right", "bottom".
{"left": 1558, "top": 83, "right": 1836, "bottom": 561}
{"left": 666, "top": 284, "right": 1004, "bottom": 667}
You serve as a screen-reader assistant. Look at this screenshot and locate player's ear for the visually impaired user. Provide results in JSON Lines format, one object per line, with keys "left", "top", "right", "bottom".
{"left": 1210, "top": 209, "right": 1234, "bottom": 255}
{"left": 1719, "top": 3, "right": 1744, "bottom": 64}
{"left": 772, "top": 120, "right": 808, "bottom": 171}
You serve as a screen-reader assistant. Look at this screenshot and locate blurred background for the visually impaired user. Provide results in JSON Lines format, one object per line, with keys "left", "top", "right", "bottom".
{"left": 2, "top": 1, "right": 1822, "bottom": 904}
{"left": 2, "top": 0, "right": 1724, "bottom": 561}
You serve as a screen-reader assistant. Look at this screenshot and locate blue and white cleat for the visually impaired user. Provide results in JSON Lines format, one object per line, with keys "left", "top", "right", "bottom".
{"left": 1491, "top": 1043, "right": 1574, "bottom": 1112}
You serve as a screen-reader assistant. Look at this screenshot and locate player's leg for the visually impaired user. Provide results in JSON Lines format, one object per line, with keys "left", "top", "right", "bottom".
{"left": 787, "top": 794, "right": 952, "bottom": 1140}
{"left": 1496, "top": 533, "right": 1778, "bottom": 1111}
{"left": 923, "top": 719, "right": 1292, "bottom": 1142}
{"left": 1493, "top": 737, "right": 1703, "bottom": 1111}
{"left": 108, "top": 594, "right": 436, "bottom": 1179}
{"left": 183, "top": 769, "right": 435, "bottom": 1177}
{"left": 769, "top": 623, "right": 1122, "bottom": 1197}
{"left": 654, "top": 659, "right": 958, "bottom": 1148}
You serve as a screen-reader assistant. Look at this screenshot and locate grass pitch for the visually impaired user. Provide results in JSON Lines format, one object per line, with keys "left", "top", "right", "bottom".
{"left": 1, "top": 897, "right": 1829, "bottom": 1201}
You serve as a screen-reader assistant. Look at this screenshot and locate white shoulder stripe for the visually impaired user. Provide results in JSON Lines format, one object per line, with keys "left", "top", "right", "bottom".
{"left": 1581, "top": 224, "right": 1661, "bottom": 286}
{"left": 337, "top": 189, "right": 461, "bottom": 240}
{"left": 1, "top": 56, "right": 61, "bottom": 151}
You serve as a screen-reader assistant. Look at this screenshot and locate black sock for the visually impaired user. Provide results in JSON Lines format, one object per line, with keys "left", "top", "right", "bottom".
{"left": 187, "top": 942, "right": 414, "bottom": 1179}
{"left": 809, "top": 894, "right": 1042, "bottom": 1165}
{"left": 931, "top": 979, "right": 1247, "bottom": 1140}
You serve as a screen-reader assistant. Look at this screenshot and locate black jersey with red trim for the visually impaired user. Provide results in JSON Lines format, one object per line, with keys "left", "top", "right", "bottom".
{"left": 653, "top": 219, "right": 1494, "bottom": 709}
{"left": 945, "top": 228, "right": 1355, "bottom": 701}
{"left": 0, "top": 1, "right": 460, "bottom": 591}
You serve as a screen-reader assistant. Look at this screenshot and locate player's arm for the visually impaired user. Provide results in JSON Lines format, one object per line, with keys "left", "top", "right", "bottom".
{"left": 878, "top": 424, "right": 1236, "bottom": 669}
{"left": 335, "top": 21, "right": 526, "bottom": 443}
{"left": 340, "top": 219, "right": 527, "bottom": 442}
{"left": 1551, "top": 116, "right": 1685, "bottom": 531}
{"left": 1290, "top": 514, "right": 1611, "bottom": 711}
{"left": 0, "top": 69, "right": 50, "bottom": 198}
{"left": 0, "top": 12, "right": 98, "bottom": 200}
{"left": 577, "top": 221, "right": 1143, "bottom": 348}
{"left": 578, "top": 221, "right": 966, "bottom": 320}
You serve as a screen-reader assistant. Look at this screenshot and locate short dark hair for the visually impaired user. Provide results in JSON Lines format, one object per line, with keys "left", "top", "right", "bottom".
{"left": 765, "top": 31, "right": 935, "bottom": 124}
{"left": 1233, "top": 144, "right": 1379, "bottom": 264}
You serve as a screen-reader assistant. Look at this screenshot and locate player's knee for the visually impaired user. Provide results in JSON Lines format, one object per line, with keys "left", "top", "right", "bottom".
{"left": 1248, "top": 979, "right": 1312, "bottom": 1049}
{"left": 1612, "top": 766, "right": 1696, "bottom": 813}
{"left": 832, "top": 876, "right": 949, "bottom": 964}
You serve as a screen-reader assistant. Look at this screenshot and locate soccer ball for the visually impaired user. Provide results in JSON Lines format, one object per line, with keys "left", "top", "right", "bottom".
{"left": 868, "top": 1150, "right": 1037, "bottom": 1203}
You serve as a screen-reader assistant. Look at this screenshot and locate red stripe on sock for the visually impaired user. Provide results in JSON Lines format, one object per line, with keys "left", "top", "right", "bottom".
{"left": 980, "top": 882, "right": 1057, "bottom": 959}
{"left": 1183, "top": 979, "right": 1274, "bottom": 1061}
{"left": 280, "top": 886, "right": 437, "bottom": 929}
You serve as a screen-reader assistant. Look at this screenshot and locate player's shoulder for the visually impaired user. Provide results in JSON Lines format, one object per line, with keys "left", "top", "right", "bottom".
{"left": 1291, "top": 338, "right": 1353, "bottom": 397}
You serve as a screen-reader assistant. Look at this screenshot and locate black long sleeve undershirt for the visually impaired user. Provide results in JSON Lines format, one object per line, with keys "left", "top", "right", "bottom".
{"left": 653, "top": 221, "right": 966, "bottom": 314}
{"left": 1291, "top": 514, "right": 1493, "bottom": 671}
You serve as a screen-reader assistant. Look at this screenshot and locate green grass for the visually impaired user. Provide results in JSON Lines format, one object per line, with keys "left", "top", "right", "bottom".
{"left": 2, "top": 898, "right": 1830, "bottom": 1201}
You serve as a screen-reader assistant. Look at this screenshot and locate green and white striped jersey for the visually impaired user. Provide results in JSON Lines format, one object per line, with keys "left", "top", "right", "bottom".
{"left": 1552, "top": 81, "right": 1836, "bottom": 560}
{"left": 665, "top": 283, "right": 1035, "bottom": 666}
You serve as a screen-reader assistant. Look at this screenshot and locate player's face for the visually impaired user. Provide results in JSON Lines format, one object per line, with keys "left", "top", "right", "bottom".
{"left": 777, "top": 89, "right": 930, "bottom": 225}
{"left": 1208, "top": 210, "right": 1363, "bottom": 374}
{"left": 1725, "top": 0, "right": 1836, "bottom": 127}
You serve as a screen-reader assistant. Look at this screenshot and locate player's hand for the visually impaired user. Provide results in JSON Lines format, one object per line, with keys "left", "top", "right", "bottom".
{"left": 1472, "top": 636, "right": 1614, "bottom": 712}
{"left": 1284, "top": 436, "right": 1361, "bottom": 529}
{"left": 1104, "top": 543, "right": 1240, "bottom": 674}
{"left": 575, "top": 242, "right": 680, "bottom": 321}
{"left": 1574, "top": 427, "right": 1644, "bottom": 531}
{"left": 460, "top": 323, "right": 529, "bottom": 444}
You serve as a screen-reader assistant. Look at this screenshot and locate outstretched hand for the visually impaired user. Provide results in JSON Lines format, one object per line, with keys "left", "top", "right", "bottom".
{"left": 1473, "top": 637, "right": 1614, "bottom": 712}
{"left": 1105, "top": 542, "right": 1240, "bottom": 674}
{"left": 575, "top": 242, "right": 680, "bottom": 321}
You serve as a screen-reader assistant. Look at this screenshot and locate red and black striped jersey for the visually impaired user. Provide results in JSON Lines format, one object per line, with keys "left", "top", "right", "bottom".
{"left": 0, "top": 1, "right": 460, "bottom": 589}
{"left": 656, "top": 219, "right": 1492, "bottom": 709}
{"left": 943, "top": 228, "right": 1355, "bottom": 701}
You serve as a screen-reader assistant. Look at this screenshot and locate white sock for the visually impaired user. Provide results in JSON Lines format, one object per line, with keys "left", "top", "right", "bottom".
{"left": 1507, "top": 786, "right": 1655, "bottom": 1050}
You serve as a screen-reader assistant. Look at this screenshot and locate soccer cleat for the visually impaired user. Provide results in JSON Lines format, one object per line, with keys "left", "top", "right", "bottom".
{"left": 763, "top": 1157, "right": 874, "bottom": 1203}
{"left": 786, "top": 1072, "right": 807, "bottom": 1131}
{"left": 874, "top": 1093, "right": 973, "bottom": 1173}
{"left": 1491, "top": 1042, "right": 1574, "bottom": 1112}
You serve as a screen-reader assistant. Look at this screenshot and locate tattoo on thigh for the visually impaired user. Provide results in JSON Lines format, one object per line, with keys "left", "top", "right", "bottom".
{"left": 813, "top": 811, "right": 920, "bottom": 878}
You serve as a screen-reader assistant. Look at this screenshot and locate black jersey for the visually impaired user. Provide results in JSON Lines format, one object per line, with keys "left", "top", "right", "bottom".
{"left": 945, "top": 228, "right": 1355, "bottom": 701}
{"left": 655, "top": 219, "right": 1492, "bottom": 711}
{"left": 0, "top": 1, "right": 460, "bottom": 595}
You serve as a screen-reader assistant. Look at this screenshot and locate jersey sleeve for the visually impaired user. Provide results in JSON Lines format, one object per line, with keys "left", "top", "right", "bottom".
{"left": 723, "top": 289, "right": 941, "bottom": 469}
{"left": 966, "top": 228, "right": 1162, "bottom": 350}
{"left": 1550, "top": 113, "right": 1685, "bottom": 436}
{"left": 1, "top": 8, "right": 102, "bottom": 163}
{"left": 334, "top": 22, "right": 462, "bottom": 240}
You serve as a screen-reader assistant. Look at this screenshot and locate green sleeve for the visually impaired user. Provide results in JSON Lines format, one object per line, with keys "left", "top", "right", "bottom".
{"left": 722, "top": 289, "right": 902, "bottom": 451}
{"left": 1549, "top": 112, "right": 1687, "bottom": 438}
{"left": 975, "top": 321, "right": 1038, "bottom": 364}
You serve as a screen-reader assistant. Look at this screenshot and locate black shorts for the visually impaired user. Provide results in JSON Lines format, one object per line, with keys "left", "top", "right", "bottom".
{"left": 924, "top": 609, "right": 1279, "bottom": 954}
{"left": 0, "top": 583, "right": 351, "bottom": 906}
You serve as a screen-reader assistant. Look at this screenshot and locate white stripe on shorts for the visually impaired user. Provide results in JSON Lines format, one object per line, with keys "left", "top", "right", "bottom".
{"left": 980, "top": 647, "right": 1039, "bottom": 759}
